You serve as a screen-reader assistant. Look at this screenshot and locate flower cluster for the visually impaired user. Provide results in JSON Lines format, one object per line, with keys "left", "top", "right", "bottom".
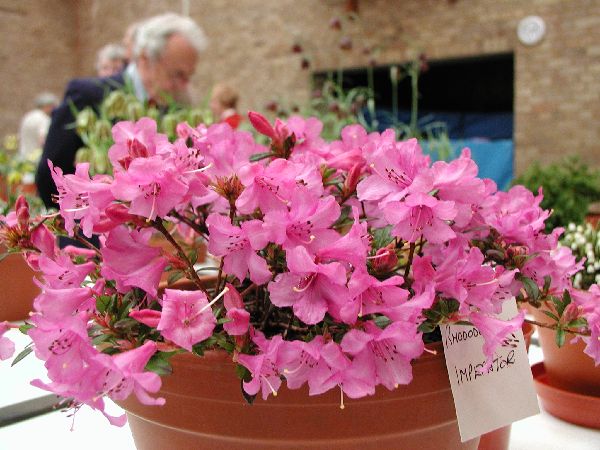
{"left": 1, "top": 112, "right": 598, "bottom": 425}
{"left": 561, "top": 222, "right": 600, "bottom": 289}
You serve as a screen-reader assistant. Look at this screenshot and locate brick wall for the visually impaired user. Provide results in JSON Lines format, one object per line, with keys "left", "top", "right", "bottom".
{"left": 2, "top": 0, "right": 598, "bottom": 174}
{"left": 0, "top": 0, "right": 78, "bottom": 140}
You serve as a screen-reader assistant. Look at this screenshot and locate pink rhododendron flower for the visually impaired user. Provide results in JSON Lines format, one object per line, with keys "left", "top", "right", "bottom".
{"left": 49, "top": 161, "right": 114, "bottom": 237}
{"left": 33, "top": 283, "right": 95, "bottom": 319}
{"left": 341, "top": 321, "right": 424, "bottom": 390}
{"left": 470, "top": 308, "right": 525, "bottom": 372}
{"left": 129, "top": 309, "right": 162, "bottom": 328}
{"left": 384, "top": 192, "right": 457, "bottom": 244}
{"left": 108, "top": 117, "right": 166, "bottom": 171}
{"left": 112, "top": 156, "right": 188, "bottom": 221}
{"left": 278, "top": 336, "right": 326, "bottom": 390}
{"left": 263, "top": 190, "right": 340, "bottom": 251}
{"left": 237, "top": 331, "right": 284, "bottom": 399}
{"left": 99, "top": 341, "right": 165, "bottom": 406}
{"left": 37, "top": 253, "right": 95, "bottom": 289}
{"left": 481, "top": 186, "right": 550, "bottom": 246}
{"left": 340, "top": 272, "right": 408, "bottom": 324}
{"left": 101, "top": 226, "right": 168, "bottom": 297}
{"left": 222, "top": 283, "right": 250, "bottom": 335}
{"left": 0, "top": 322, "right": 15, "bottom": 361}
{"left": 309, "top": 340, "right": 376, "bottom": 399}
{"left": 157, "top": 289, "right": 217, "bottom": 351}
{"left": 236, "top": 158, "right": 323, "bottom": 215}
{"left": 268, "top": 246, "right": 349, "bottom": 324}
{"left": 206, "top": 213, "right": 271, "bottom": 284}
{"left": 357, "top": 137, "right": 429, "bottom": 205}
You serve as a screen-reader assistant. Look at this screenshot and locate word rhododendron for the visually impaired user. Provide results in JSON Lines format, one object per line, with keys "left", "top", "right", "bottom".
{"left": 1, "top": 112, "right": 599, "bottom": 425}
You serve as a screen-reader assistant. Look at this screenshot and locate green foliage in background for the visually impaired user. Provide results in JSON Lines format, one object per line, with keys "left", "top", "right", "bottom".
{"left": 73, "top": 86, "right": 213, "bottom": 176}
{"left": 513, "top": 156, "right": 600, "bottom": 231}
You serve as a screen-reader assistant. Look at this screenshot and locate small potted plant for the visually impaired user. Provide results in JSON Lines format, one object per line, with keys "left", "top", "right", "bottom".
{"left": 527, "top": 222, "right": 600, "bottom": 405}
{"left": 1, "top": 113, "right": 598, "bottom": 449}
{"left": 0, "top": 136, "right": 46, "bottom": 321}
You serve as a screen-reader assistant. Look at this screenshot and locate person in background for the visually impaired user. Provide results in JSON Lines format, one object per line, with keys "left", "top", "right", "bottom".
{"left": 18, "top": 92, "right": 59, "bottom": 161}
{"left": 209, "top": 82, "right": 242, "bottom": 129}
{"left": 122, "top": 21, "right": 142, "bottom": 66}
{"left": 95, "top": 43, "right": 127, "bottom": 77}
{"left": 36, "top": 12, "right": 208, "bottom": 210}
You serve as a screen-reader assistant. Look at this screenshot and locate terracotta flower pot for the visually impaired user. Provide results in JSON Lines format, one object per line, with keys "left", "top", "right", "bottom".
{"left": 0, "top": 246, "right": 40, "bottom": 322}
{"left": 119, "top": 343, "right": 479, "bottom": 450}
{"left": 477, "top": 322, "right": 535, "bottom": 450}
{"left": 530, "top": 307, "right": 600, "bottom": 397}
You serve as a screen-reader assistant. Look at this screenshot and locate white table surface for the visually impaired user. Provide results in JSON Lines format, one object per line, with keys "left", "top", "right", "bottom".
{"left": 1, "top": 327, "right": 599, "bottom": 450}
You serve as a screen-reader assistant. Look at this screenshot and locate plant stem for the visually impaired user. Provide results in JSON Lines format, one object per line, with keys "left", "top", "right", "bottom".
{"left": 404, "top": 242, "right": 416, "bottom": 279}
{"left": 367, "top": 65, "right": 376, "bottom": 131}
{"left": 524, "top": 318, "right": 591, "bottom": 336}
{"left": 409, "top": 62, "right": 419, "bottom": 138}
{"left": 153, "top": 219, "right": 209, "bottom": 295}
{"left": 169, "top": 210, "right": 208, "bottom": 240}
{"left": 391, "top": 66, "right": 398, "bottom": 122}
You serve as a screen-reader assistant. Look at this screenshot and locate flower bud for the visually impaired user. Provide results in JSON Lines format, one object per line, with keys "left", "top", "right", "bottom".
{"left": 127, "top": 101, "right": 144, "bottom": 121}
{"left": 507, "top": 245, "right": 529, "bottom": 259}
{"left": 161, "top": 114, "right": 178, "bottom": 138}
{"left": 343, "top": 163, "right": 362, "bottom": 198}
{"left": 248, "top": 111, "right": 276, "bottom": 139}
{"left": 76, "top": 107, "right": 97, "bottom": 135}
{"left": 187, "top": 109, "right": 204, "bottom": 127}
{"left": 214, "top": 175, "right": 244, "bottom": 205}
{"left": 94, "top": 119, "right": 113, "bottom": 141}
{"left": 105, "top": 203, "right": 136, "bottom": 225}
{"left": 103, "top": 90, "right": 128, "bottom": 119}
{"left": 372, "top": 246, "right": 398, "bottom": 274}
{"left": 560, "top": 302, "right": 582, "bottom": 326}
{"left": 15, "top": 195, "right": 29, "bottom": 229}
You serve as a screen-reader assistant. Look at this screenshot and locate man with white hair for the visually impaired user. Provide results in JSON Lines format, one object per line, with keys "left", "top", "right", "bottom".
{"left": 18, "top": 92, "right": 59, "bottom": 160}
{"left": 36, "top": 12, "right": 208, "bottom": 209}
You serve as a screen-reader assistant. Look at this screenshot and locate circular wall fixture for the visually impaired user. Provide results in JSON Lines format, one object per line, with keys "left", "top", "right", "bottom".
{"left": 517, "top": 15, "right": 546, "bottom": 46}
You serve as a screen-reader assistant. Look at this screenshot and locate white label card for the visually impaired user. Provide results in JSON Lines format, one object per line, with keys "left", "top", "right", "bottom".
{"left": 441, "top": 299, "right": 539, "bottom": 442}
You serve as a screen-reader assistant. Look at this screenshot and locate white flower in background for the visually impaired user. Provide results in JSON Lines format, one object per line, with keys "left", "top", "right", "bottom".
{"left": 561, "top": 222, "right": 599, "bottom": 290}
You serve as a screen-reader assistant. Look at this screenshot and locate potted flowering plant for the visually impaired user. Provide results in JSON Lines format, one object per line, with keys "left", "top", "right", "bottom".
{"left": 527, "top": 221, "right": 600, "bottom": 412}
{"left": 1, "top": 112, "right": 598, "bottom": 449}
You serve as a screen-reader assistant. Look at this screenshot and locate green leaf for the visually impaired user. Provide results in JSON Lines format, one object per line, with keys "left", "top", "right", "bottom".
{"left": 541, "top": 310, "right": 559, "bottom": 322}
{"left": 167, "top": 271, "right": 185, "bottom": 285}
{"left": 96, "top": 295, "right": 113, "bottom": 314}
{"left": 543, "top": 275, "right": 552, "bottom": 295}
{"left": 11, "top": 346, "right": 33, "bottom": 366}
{"left": 145, "top": 351, "right": 175, "bottom": 376}
{"left": 371, "top": 226, "right": 394, "bottom": 250}
{"left": 417, "top": 321, "right": 437, "bottom": 333}
{"left": 112, "top": 318, "right": 138, "bottom": 331}
{"left": 92, "top": 334, "right": 113, "bottom": 345}
{"left": 188, "top": 249, "right": 198, "bottom": 266}
{"left": 566, "top": 318, "right": 588, "bottom": 329}
{"left": 18, "top": 323, "right": 33, "bottom": 334}
{"left": 372, "top": 315, "right": 391, "bottom": 329}
{"left": 241, "top": 379, "right": 256, "bottom": 405}
{"left": 235, "top": 363, "right": 249, "bottom": 380}
{"left": 249, "top": 152, "right": 274, "bottom": 162}
{"left": 555, "top": 327, "right": 566, "bottom": 348}
{"left": 518, "top": 275, "right": 540, "bottom": 301}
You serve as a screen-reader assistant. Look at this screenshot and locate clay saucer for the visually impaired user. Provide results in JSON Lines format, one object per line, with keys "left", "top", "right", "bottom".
{"left": 532, "top": 362, "right": 600, "bottom": 429}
